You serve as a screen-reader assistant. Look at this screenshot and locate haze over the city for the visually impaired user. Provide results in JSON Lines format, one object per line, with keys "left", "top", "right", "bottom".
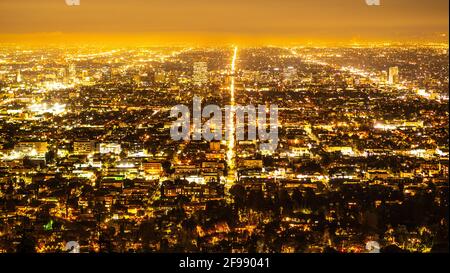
{"left": 0, "top": 0, "right": 448, "bottom": 45}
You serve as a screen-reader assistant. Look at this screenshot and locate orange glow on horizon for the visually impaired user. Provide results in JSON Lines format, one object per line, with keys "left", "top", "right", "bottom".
{"left": 0, "top": 32, "right": 448, "bottom": 47}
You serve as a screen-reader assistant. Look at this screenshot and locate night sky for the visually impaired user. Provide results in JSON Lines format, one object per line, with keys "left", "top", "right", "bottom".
{"left": 0, "top": 0, "right": 448, "bottom": 44}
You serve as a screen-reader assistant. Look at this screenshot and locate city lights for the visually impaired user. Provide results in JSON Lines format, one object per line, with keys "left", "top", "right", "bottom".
{"left": 0, "top": 0, "right": 448, "bottom": 257}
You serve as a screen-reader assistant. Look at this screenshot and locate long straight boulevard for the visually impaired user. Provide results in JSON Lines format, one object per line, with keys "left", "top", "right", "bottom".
{"left": 226, "top": 46, "right": 238, "bottom": 188}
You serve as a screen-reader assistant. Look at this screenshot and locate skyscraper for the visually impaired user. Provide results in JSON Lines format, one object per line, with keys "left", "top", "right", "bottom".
{"left": 193, "top": 62, "right": 208, "bottom": 86}
{"left": 68, "top": 63, "right": 77, "bottom": 82}
{"left": 283, "top": 66, "right": 298, "bottom": 84}
{"left": 388, "top": 66, "right": 399, "bottom": 84}
{"left": 16, "top": 69, "right": 22, "bottom": 83}
{"left": 380, "top": 70, "right": 388, "bottom": 83}
{"left": 101, "top": 66, "right": 113, "bottom": 82}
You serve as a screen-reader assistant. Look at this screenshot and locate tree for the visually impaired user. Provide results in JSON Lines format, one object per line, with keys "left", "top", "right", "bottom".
{"left": 45, "top": 150, "right": 56, "bottom": 164}
{"left": 139, "top": 220, "right": 159, "bottom": 252}
{"left": 17, "top": 231, "right": 36, "bottom": 253}
{"left": 292, "top": 189, "right": 303, "bottom": 210}
{"left": 230, "top": 184, "right": 246, "bottom": 209}
{"left": 248, "top": 190, "right": 265, "bottom": 211}
{"left": 278, "top": 189, "right": 293, "bottom": 215}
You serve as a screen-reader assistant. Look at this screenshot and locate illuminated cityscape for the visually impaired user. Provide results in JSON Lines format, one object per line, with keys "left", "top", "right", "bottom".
{"left": 0, "top": 43, "right": 448, "bottom": 253}
{"left": 0, "top": 0, "right": 448, "bottom": 254}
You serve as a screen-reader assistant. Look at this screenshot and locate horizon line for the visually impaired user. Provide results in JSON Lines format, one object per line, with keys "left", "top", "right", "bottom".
{"left": 0, "top": 32, "right": 448, "bottom": 47}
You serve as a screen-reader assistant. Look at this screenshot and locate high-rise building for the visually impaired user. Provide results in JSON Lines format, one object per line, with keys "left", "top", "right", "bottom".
{"left": 193, "top": 62, "right": 208, "bottom": 86}
{"left": 99, "top": 143, "right": 122, "bottom": 155}
{"left": 388, "top": 66, "right": 399, "bottom": 84}
{"left": 73, "top": 140, "right": 95, "bottom": 155}
{"left": 68, "top": 63, "right": 77, "bottom": 82}
{"left": 58, "top": 68, "right": 68, "bottom": 83}
{"left": 16, "top": 69, "right": 22, "bottom": 83}
{"left": 144, "top": 70, "right": 155, "bottom": 84}
{"left": 101, "top": 66, "right": 113, "bottom": 82}
{"left": 380, "top": 71, "right": 388, "bottom": 83}
{"left": 15, "top": 142, "right": 48, "bottom": 157}
{"left": 81, "top": 70, "right": 89, "bottom": 80}
{"left": 283, "top": 66, "right": 298, "bottom": 84}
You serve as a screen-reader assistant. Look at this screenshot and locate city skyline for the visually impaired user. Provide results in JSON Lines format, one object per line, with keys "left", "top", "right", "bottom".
{"left": 0, "top": 0, "right": 448, "bottom": 255}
